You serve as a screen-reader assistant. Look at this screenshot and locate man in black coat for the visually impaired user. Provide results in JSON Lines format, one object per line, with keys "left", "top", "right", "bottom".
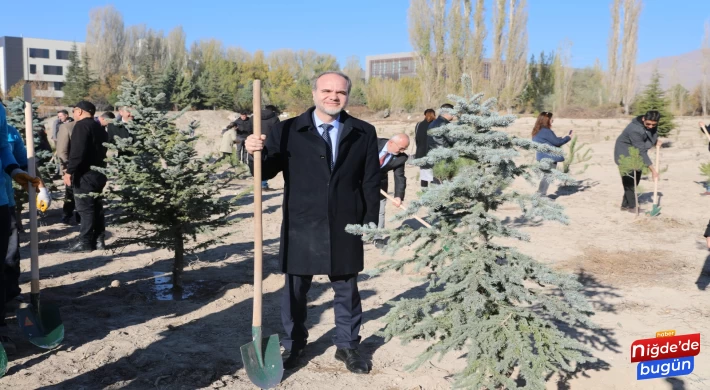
{"left": 234, "top": 112, "right": 253, "bottom": 164}
{"left": 246, "top": 71, "right": 379, "bottom": 374}
{"left": 260, "top": 105, "right": 280, "bottom": 190}
{"left": 61, "top": 101, "right": 108, "bottom": 253}
{"left": 414, "top": 109, "right": 435, "bottom": 187}
{"left": 374, "top": 134, "right": 409, "bottom": 247}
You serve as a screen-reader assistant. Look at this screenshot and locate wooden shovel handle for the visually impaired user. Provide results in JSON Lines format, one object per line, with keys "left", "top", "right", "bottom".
{"left": 700, "top": 125, "right": 710, "bottom": 142}
{"left": 380, "top": 189, "right": 432, "bottom": 228}
{"left": 653, "top": 145, "right": 660, "bottom": 205}
{"left": 24, "top": 85, "right": 40, "bottom": 294}
{"left": 252, "top": 80, "right": 263, "bottom": 328}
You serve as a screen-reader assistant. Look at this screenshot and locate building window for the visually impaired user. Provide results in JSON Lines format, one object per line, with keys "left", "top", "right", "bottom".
{"left": 29, "top": 48, "right": 50, "bottom": 59}
{"left": 54, "top": 82, "right": 64, "bottom": 91}
{"left": 43, "top": 65, "right": 63, "bottom": 76}
{"left": 30, "top": 64, "right": 37, "bottom": 74}
{"left": 56, "top": 50, "right": 71, "bottom": 60}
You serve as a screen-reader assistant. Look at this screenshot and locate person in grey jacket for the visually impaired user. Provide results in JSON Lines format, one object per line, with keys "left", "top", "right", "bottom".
{"left": 531, "top": 111, "right": 572, "bottom": 195}
{"left": 613, "top": 110, "right": 661, "bottom": 211}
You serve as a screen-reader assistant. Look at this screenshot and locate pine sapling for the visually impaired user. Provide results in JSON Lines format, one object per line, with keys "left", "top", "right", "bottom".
{"left": 562, "top": 135, "right": 593, "bottom": 174}
{"left": 97, "top": 77, "right": 236, "bottom": 291}
{"left": 347, "top": 75, "right": 596, "bottom": 389}
{"left": 617, "top": 147, "right": 646, "bottom": 216}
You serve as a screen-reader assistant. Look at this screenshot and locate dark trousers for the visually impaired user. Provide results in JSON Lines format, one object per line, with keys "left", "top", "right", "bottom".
{"left": 74, "top": 189, "right": 105, "bottom": 245}
{"left": 621, "top": 171, "right": 642, "bottom": 208}
{"left": 281, "top": 273, "right": 362, "bottom": 351}
{"left": 4, "top": 206, "right": 21, "bottom": 301}
{"left": 63, "top": 185, "right": 76, "bottom": 218}
{"left": 237, "top": 139, "right": 248, "bottom": 164}
{"left": 0, "top": 205, "right": 11, "bottom": 325}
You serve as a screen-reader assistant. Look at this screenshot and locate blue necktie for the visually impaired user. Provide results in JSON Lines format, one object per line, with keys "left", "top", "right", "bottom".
{"left": 320, "top": 124, "right": 334, "bottom": 170}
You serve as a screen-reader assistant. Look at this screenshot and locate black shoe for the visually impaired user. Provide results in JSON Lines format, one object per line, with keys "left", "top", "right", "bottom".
{"left": 95, "top": 235, "right": 106, "bottom": 251}
{"left": 282, "top": 348, "right": 305, "bottom": 370}
{"left": 75, "top": 212, "right": 81, "bottom": 224}
{"left": 373, "top": 239, "right": 385, "bottom": 249}
{"left": 61, "top": 215, "right": 72, "bottom": 225}
{"left": 334, "top": 348, "right": 369, "bottom": 374}
{"left": 60, "top": 241, "right": 93, "bottom": 253}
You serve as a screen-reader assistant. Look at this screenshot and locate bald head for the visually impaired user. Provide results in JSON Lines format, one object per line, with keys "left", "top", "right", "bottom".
{"left": 386, "top": 133, "right": 410, "bottom": 155}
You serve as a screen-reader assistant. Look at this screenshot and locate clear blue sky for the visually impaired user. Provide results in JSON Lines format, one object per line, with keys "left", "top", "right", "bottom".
{"left": 1, "top": 0, "right": 708, "bottom": 69}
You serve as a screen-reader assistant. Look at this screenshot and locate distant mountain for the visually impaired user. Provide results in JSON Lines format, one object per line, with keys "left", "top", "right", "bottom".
{"left": 636, "top": 49, "right": 706, "bottom": 91}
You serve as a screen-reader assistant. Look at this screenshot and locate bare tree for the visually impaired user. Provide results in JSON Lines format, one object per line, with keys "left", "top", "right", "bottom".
{"left": 702, "top": 19, "right": 710, "bottom": 116}
{"left": 446, "top": 0, "right": 466, "bottom": 94}
{"left": 469, "top": 0, "right": 487, "bottom": 92}
{"left": 553, "top": 40, "right": 574, "bottom": 111}
{"left": 408, "top": 0, "right": 436, "bottom": 107}
{"left": 86, "top": 5, "right": 125, "bottom": 81}
{"left": 166, "top": 26, "right": 187, "bottom": 70}
{"left": 432, "top": 0, "right": 447, "bottom": 93}
{"left": 489, "top": 0, "right": 507, "bottom": 98}
{"left": 607, "top": 0, "right": 621, "bottom": 104}
{"left": 343, "top": 56, "right": 365, "bottom": 83}
{"left": 620, "top": 0, "right": 642, "bottom": 115}
{"left": 499, "top": 0, "right": 528, "bottom": 112}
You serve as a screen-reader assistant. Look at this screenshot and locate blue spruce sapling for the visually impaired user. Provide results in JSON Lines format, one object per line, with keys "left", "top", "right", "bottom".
{"left": 97, "top": 77, "right": 235, "bottom": 291}
{"left": 347, "top": 75, "right": 597, "bottom": 389}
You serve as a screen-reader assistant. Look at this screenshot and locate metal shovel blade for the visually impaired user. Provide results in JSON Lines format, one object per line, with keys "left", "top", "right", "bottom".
{"left": 240, "top": 327, "right": 283, "bottom": 389}
{"left": 16, "top": 296, "right": 64, "bottom": 349}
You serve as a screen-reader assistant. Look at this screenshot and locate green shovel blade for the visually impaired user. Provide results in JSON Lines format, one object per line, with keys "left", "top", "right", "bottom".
{"left": 646, "top": 204, "right": 661, "bottom": 217}
{"left": 17, "top": 297, "right": 64, "bottom": 349}
{"left": 0, "top": 344, "right": 7, "bottom": 377}
{"left": 240, "top": 327, "right": 283, "bottom": 389}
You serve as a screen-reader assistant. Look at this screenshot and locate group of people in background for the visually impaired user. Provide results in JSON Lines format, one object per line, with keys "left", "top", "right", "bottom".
{"left": 219, "top": 104, "right": 281, "bottom": 190}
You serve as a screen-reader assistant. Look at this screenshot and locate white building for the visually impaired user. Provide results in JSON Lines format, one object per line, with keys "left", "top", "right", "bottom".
{"left": 0, "top": 36, "right": 84, "bottom": 99}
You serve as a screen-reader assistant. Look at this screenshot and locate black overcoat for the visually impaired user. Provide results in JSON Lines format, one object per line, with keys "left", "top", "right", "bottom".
{"left": 250, "top": 107, "right": 380, "bottom": 276}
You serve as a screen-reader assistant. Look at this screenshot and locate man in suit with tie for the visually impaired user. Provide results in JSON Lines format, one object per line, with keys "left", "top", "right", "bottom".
{"left": 374, "top": 134, "right": 409, "bottom": 248}
{"left": 245, "top": 71, "right": 380, "bottom": 374}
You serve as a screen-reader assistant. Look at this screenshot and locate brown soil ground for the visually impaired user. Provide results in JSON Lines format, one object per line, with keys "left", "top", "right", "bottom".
{"left": 1, "top": 113, "right": 708, "bottom": 389}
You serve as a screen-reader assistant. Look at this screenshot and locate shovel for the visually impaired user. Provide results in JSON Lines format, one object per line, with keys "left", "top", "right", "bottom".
{"left": 239, "top": 80, "right": 283, "bottom": 389}
{"left": 647, "top": 144, "right": 661, "bottom": 217}
{"left": 16, "top": 84, "right": 64, "bottom": 349}
{"left": 380, "top": 190, "right": 431, "bottom": 228}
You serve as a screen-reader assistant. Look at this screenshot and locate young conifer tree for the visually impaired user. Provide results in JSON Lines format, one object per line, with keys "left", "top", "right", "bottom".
{"left": 5, "top": 98, "right": 56, "bottom": 191}
{"left": 347, "top": 75, "right": 597, "bottom": 389}
{"left": 98, "top": 76, "right": 235, "bottom": 291}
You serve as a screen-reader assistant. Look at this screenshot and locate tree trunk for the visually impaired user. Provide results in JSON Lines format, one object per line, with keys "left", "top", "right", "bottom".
{"left": 633, "top": 171, "right": 639, "bottom": 216}
{"left": 173, "top": 231, "right": 184, "bottom": 292}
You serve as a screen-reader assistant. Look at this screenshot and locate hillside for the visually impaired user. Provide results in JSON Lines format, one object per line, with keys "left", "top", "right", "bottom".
{"left": 636, "top": 49, "right": 706, "bottom": 91}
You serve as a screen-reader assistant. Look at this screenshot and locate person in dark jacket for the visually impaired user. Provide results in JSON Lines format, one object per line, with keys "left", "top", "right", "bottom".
{"left": 531, "top": 111, "right": 572, "bottom": 195}
{"left": 613, "top": 110, "right": 661, "bottom": 212}
{"left": 107, "top": 107, "right": 133, "bottom": 157}
{"left": 245, "top": 71, "right": 379, "bottom": 375}
{"left": 699, "top": 121, "right": 710, "bottom": 195}
{"left": 260, "top": 105, "right": 280, "bottom": 190}
{"left": 62, "top": 101, "right": 108, "bottom": 253}
{"left": 424, "top": 103, "right": 455, "bottom": 185}
{"left": 414, "top": 109, "right": 435, "bottom": 187}
{"left": 375, "top": 134, "right": 409, "bottom": 248}
{"left": 234, "top": 112, "right": 253, "bottom": 164}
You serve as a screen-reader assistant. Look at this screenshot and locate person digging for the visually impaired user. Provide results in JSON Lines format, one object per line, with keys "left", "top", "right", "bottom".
{"left": 613, "top": 110, "right": 661, "bottom": 213}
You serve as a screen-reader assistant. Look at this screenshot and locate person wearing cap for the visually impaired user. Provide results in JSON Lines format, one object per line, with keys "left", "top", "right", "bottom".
{"left": 0, "top": 97, "right": 43, "bottom": 353}
{"left": 61, "top": 101, "right": 108, "bottom": 253}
